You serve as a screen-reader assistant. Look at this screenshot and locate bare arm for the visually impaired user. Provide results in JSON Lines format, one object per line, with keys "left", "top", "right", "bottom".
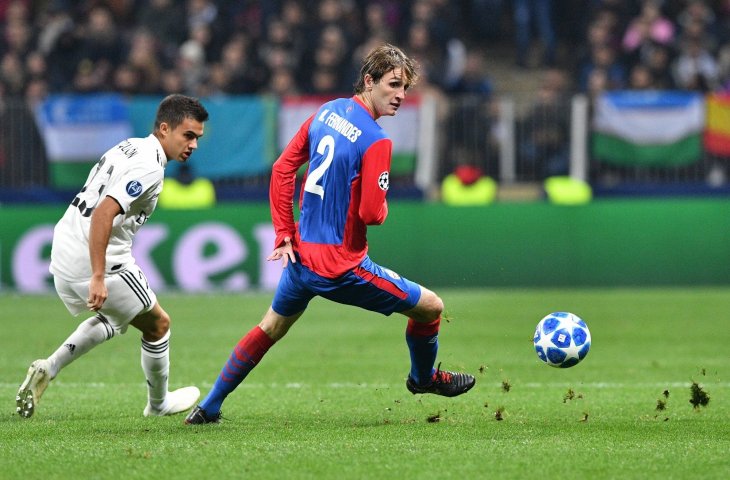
{"left": 86, "top": 196, "right": 123, "bottom": 311}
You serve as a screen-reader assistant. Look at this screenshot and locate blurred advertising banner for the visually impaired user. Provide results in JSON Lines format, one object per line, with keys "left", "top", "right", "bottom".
{"left": 5, "top": 201, "right": 730, "bottom": 293}
{"left": 592, "top": 91, "right": 704, "bottom": 166}
{"left": 1, "top": 204, "right": 279, "bottom": 293}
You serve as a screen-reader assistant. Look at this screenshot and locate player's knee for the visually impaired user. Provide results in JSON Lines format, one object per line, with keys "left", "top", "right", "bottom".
{"left": 154, "top": 311, "right": 171, "bottom": 337}
{"left": 259, "top": 307, "right": 300, "bottom": 341}
{"left": 412, "top": 289, "right": 443, "bottom": 322}
{"left": 426, "top": 292, "right": 444, "bottom": 320}
{"left": 139, "top": 310, "right": 170, "bottom": 341}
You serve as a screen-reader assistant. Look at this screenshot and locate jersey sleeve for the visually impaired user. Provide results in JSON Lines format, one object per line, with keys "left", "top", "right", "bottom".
{"left": 270, "top": 115, "right": 314, "bottom": 248}
{"left": 358, "top": 137, "right": 391, "bottom": 225}
{"left": 105, "top": 163, "right": 163, "bottom": 214}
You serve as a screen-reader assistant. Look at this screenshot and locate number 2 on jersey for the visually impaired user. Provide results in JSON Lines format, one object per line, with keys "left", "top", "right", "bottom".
{"left": 304, "top": 135, "right": 335, "bottom": 199}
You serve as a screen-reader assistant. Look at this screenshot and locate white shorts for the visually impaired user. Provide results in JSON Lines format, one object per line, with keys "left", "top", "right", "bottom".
{"left": 54, "top": 264, "right": 157, "bottom": 335}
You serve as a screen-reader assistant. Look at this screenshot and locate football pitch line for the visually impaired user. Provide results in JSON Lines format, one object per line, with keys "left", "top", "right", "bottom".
{"left": 1, "top": 381, "right": 728, "bottom": 390}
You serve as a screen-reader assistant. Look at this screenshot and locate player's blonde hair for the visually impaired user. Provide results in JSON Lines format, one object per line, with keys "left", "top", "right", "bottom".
{"left": 354, "top": 43, "right": 419, "bottom": 94}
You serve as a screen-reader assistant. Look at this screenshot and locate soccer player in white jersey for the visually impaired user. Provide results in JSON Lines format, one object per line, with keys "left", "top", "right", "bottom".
{"left": 16, "top": 94, "right": 209, "bottom": 418}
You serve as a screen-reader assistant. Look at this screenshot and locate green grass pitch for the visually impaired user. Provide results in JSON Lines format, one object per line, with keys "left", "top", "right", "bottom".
{"left": 1, "top": 288, "right": 728, "bottom": 479}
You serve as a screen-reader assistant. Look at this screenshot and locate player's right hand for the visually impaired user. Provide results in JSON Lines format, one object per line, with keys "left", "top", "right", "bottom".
{"left": 87, "top": 276, "right": 108, "bottom": 311}
{"left": 267, "top": 237, "right": 296, "bottom": 267}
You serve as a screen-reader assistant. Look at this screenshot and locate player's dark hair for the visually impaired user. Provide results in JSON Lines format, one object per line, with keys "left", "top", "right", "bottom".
{"left": 153, "top": 94, "right": 209, "bottom": 132}
{"left": 354, "top": 43, "right": 419, "bottom": 94}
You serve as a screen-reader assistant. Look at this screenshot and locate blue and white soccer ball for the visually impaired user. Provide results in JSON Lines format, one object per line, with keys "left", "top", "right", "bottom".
{"left": 533, "top": 312, "right": 591, "bottom": 368}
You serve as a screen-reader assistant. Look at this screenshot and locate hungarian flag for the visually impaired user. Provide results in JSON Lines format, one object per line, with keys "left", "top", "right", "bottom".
{"left": 704, "top": 93, "right": 730, "bottom": 156}
{"left": 592, "top": 91, "right": 704, "bottom": 166}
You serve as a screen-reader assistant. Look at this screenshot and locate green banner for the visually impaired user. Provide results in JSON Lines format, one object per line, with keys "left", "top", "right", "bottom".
{"left": 3, "top": 199, "right": 730, "bottom": 292}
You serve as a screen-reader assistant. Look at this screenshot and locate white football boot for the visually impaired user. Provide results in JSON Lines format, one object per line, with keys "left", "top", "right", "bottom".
{"left": 143, "top": 386, "right": 200, "bottom": 417}
{"left": 16, "top": 359, "right": 52, "bottom": 418}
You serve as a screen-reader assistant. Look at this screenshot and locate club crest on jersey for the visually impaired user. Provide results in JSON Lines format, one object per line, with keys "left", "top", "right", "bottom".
{"left": 378, "top": 171, "right": 389, "bottom": 191}
{"left": 126, "top": 180, "right": 143, "bottom": 197}
{"left": 383, "top": 268, "right": 400, "bottom": 280}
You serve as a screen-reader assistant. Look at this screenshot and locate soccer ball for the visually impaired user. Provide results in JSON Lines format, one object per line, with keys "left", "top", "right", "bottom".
{"left": 533, "top": 312, "right": 591, "bottom": 368}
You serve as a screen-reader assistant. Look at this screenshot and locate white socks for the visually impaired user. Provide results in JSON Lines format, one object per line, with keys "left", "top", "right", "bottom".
{"left": 47, "top": 314, "right": 115, "bottom": 378}
{"left": 141, "top": 330, "right": 170, "bottom": 409}
{"left": 44, "top": 315, "right": 171, "bottom": 410}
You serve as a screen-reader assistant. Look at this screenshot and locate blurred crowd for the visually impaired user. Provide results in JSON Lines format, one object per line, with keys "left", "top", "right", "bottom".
{"left": 0, "top": 0, "right": 503, "bottom": 103}
{"left": 4, "top": 0, "right": 730, "bottom": 190}
{"left": 4, "top": 1, "right": 730, "bottom": 103}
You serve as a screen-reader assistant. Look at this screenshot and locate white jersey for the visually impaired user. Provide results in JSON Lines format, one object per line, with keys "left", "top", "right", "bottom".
{"left": 50, "top": 134, "right": 168, "bottom": 282}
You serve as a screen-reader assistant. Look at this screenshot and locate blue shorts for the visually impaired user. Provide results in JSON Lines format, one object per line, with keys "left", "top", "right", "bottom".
{"left": 271, "top": 255, "right": 422, "bottom": 317}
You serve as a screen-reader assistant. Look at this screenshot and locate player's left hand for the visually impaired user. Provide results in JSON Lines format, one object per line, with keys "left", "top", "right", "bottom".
{"left": 267, "top": 237, "right": 296, "bottom": 267}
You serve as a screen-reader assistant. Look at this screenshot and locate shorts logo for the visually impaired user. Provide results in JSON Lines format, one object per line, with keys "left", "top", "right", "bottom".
{"left": 126, "top": 180, "right": 143, "bottom": 197}
{"left": 383, "top": 268, "right": 400, "bottom": 280}
{"left": 378, "top": 171, "right": 389, "bottom": 191}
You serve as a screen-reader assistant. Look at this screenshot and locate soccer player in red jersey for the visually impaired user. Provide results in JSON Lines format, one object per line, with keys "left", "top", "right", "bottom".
{"left": 186, "top": 44, "right": 474, "bottom": 424}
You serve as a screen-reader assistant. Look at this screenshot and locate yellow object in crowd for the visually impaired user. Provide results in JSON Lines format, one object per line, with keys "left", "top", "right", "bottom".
{"left": 544, "top": 176, "right": 592, "bottom": 205}
{"left": 159, "top": 176, "right": 216, "bottom": 209}
{"left": 441, "top": 170, "right": 497, "bottom": 206}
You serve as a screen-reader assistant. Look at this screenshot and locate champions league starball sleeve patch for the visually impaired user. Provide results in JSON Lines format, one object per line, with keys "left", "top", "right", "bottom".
{"left": 377, "top": 171, "right": 389, "bottom": 191}
{"left": 125, "top": 180, "right": 143, "bottom": 197}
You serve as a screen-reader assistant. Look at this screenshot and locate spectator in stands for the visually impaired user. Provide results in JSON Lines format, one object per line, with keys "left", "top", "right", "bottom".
{"left": 159, "top": 68, "right": 185, "bottom": 96}
{"left": 258, "top": 16, "right": 300, "bottom": 75}
{"left": 442, "top": 48, "right": 498, "bottom": 179}
{"left": 363, "top": 1, "right": 395, "bottom": 42}
{"left": 409, "top": 0, "right": 455, "bottom": 48}
{"left": 513, "top": 0, "right": 557, "bottom": 68}
{"left": 464, "top": 0, "right": 505, "bottom": 42}
{"left": 405, "top": 20, "right": 445, "bottom": 90}
{"left": 24, "top": 49, "right": 47, "bottom": 81}
{"left": 714, "top": 41, "right": 730, "bottom": 92}
{"left": 627, "top": 62, "right": 657, "bottom": 89}
{"left": 309, "top": 66, "right": 342, "bottom": 95}
{"left": 265, "top": 66, "right": 300, "bottom": 97}
{"left": 676, "top": 0, "right": 717, "bottom": 39}
{"left": 24, "top": 75, "right": 47, "bottom": 109}
{"left": 578, "top": 43, "right": 627, "bottom": 92}
{"left": 158, "top": 163, "right": 216, "bottom": 209}
{"left": 0, "top": 51, "right": 24, "bottom": 94}
{"left": 137, "top": 0, "right": 187, "bottom": 54}
{"left": 2, "top": 7, "right": 32, "bottom": 58}
{"left": 280, "top": 0, "right": 310, "bottom": 47}
{"left": 36, "top": 6, "right": 77, "bottom": 92}
{"left": 112, "top": 63, "right": 142, "bottom": 95}
{"left": 671, "top": 35, "right": 719, "bottom": 91}
{"left": 217, "top": 32, "right": 265, "bottom": 94}
{"left": 176, "top": 36, "right": 206, "bottom": 95}
{"left": 187, "top": 0, "right": 219, "bottom": 32}
{"left": 642, "top": 41, "right": 676, "bottom": 89}
{"left": 125, "top": 29, "right": 163, "bottom": 94}
{"left": 621, "top": 0, "right": 675, "bottom": 66}
{"left": 0, "top": 80, "right": 48, "bottom": 187}
{"left": 77, "top": 5, "right": 124, "bottom": 76}
{"left": 517, "top": 68, "right": 571, "bottom": 179}
{"left": 445, "top": 49, "right": 494, "bottom": 95}
{"left": 586, "top": 67, "right": 610, "bottom": 100}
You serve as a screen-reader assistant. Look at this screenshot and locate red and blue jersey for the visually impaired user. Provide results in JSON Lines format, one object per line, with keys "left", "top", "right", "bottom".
{"left": 270, "top": 96, "right": 392, "bottom": 278}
